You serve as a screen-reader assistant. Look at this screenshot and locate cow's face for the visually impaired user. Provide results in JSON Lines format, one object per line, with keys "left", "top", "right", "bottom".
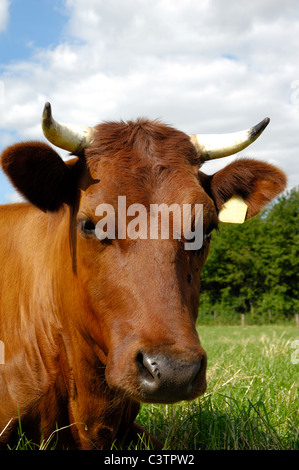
{"left": 75, "top": 121, "right": 212, "bottom": 402}
{"left": 1, "top": 109, "right": 286, "bottom": 405}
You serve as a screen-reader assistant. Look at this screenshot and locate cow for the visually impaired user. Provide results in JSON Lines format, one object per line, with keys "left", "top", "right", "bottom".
{"left": 0, "top": 103, "right": 286, "bottom": 449}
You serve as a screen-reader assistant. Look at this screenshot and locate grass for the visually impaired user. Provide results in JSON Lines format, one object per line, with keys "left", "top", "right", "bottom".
{"left": 6, "top": 325, "right": 299, "bottom": 450}
{"left": 135, "top": 326, "right": 299, "bottom": 450}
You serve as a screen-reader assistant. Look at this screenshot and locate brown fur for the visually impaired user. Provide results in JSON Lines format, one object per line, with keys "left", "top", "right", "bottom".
{"left": 0, "top": 119, "right": 286, "bottom": 449}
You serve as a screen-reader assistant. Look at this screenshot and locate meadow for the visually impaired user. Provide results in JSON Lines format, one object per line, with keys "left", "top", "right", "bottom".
{"left": 135, "top": 325, "right": 299, "bottom": 450}
{"left": 7, "top": 325, "right": 299, "bottom": 450}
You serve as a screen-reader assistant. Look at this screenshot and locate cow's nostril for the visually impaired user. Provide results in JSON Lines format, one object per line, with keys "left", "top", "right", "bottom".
{"left": 136, "top": 352, "right": 156, "bottom": 381}
{"left": 150, "top": 361, "right": 161, "bottom": 379}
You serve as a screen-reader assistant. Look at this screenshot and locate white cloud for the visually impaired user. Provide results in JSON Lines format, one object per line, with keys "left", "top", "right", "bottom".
{"left": 0, "top": 0, "right": 298, "bottom": 190}
{"left": 4, "top": 192, "right": 23, "bottom": 204}
{"left": 0, "top": 0, "right": 10, "bottom": 33}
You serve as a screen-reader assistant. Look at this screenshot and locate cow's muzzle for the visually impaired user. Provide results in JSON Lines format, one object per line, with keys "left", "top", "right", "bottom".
{"left": 135, "top": 350, "right": 206, "bottom": 403}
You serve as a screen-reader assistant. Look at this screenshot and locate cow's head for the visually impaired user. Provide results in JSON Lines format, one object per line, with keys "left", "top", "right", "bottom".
{"left": 1, "top": 103, "right": 286, "bottom": 404}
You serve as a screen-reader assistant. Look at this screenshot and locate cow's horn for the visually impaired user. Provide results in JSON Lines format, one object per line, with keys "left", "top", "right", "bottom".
{"left": 189, "top": 117, "right": 270, "bottom": 160}
{"left": 42, "top": 102, "right": 95, "bottom": 152}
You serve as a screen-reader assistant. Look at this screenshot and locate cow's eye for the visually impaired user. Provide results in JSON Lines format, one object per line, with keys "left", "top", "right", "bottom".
{"left": 81, "top": 219, "right": 96, "bottom": 234}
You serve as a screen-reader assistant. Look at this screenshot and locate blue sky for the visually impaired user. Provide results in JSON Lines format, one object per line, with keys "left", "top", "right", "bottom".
{"left": 0, "top": 0, "right": 65, "bottom": 64}
{"left": 0, "top": 0, "right": 68, "bottom": 202}
{"left": 0, "top": 0, "right": 298, "bottom": 204}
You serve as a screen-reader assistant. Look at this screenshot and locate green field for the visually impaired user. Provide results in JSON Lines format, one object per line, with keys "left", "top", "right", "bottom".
{"left": 136, "top": 325, "right": 299, "bottom": 450}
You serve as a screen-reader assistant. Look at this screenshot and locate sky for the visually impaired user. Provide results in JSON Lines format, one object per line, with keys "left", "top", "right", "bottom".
{"left": 0, "top": 0, "right": 298, "bottom": 204}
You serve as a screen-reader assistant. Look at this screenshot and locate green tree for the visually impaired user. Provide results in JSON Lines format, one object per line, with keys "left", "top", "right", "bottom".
{"left": 257, "top": 188, "right": 299, "bottom": 320}
{"left": 198, "top": 188, "right": 299, "bottom": 324}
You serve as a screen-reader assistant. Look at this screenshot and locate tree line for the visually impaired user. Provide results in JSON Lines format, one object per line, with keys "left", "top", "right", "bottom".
{"left": 198, "top": 187, "right": 298, "bottom": 325}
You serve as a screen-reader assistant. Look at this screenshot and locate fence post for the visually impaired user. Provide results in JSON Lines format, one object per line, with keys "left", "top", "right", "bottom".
{"left": 213, "top": 310, "right": 217, "bottom": 323}
{"left": 241, "top": 313, "right": 245, "bottom": 327}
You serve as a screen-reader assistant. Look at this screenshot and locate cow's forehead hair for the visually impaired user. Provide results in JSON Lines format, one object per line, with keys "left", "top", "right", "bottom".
{"left": 84, "top": 118, "right": 200, "bottom": 168}
{"left": 82, "top": 118, "right": 202, "bottom": 198}
{"left": 76, "top": 118, "right": 217, "bottom": 228}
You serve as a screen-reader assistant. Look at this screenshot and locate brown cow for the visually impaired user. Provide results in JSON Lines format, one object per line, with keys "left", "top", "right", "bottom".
{"left": 0, "top": 103, "right": 286, "bottom": 449}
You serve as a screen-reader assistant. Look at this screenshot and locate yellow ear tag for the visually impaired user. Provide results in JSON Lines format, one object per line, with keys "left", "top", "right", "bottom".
{"left": 218, "top": 195, "right": 248, "bottom": 224}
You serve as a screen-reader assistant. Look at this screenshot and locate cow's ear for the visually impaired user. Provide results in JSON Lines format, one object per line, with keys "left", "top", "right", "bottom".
{"left": 0, "top": 142, "right": 81, "bottom": 212}
{"left": 208, "top": 158, "right": 287, "bottom": 221}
